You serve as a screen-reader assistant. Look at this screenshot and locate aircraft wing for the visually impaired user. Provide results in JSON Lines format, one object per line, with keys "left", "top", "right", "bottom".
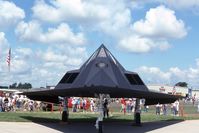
{"left": 144, "top": 91, "right": 184, "bottom": 105}
{"left": 22, "top": 88, "right": 184, "bottom": 105}
{"left": 22, "top": 89, "right": 59, "bottom": 103}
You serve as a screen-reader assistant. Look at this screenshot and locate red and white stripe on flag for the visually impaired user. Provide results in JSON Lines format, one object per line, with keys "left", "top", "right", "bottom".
{"left": 7, "top": 48, "right": 11, "bottom": 66}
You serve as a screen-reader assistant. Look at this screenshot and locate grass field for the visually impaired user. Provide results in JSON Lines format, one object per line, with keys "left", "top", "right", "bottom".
{"left": 0, "top": 102, "right": 199, "bottom": 123}
{"left": 0, "top": 111, "right": 199, "bottom": 123}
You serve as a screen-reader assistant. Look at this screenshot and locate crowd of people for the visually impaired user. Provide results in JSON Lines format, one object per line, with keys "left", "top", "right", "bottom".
{"left": 1, "top": 92, "right": 199, "bottom": 116}
{"left": 155, "top": 100, "right": 180, "bottom": 116}
{"left": 0, "top": 92, "right": 47, "bottom": 112}
{"left": 70, "top": 97, "right": 110, "bottom": 118}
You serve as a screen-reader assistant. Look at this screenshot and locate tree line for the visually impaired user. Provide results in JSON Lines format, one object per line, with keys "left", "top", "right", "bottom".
{"left": 9, "top": 82, "right": 32, "bottom": 89}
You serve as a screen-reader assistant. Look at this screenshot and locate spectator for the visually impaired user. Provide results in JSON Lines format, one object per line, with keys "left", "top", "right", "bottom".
{"left": 120, "top": 98, "right": 126, "bottom": 115}
{"left": 82, "top": 98, "right": 87, "bottom": 113}
{"left": 130, "top": 99, "right": 135, "bottom": 112}
{"left": 175, "top": 100, "right": 179, "bottom": 116}
{"left": 29, "top": 101, "right": 34, "bottom": 112}
{"left": 163, "top": 104, "right": 167, "bottom": 115}
{"left": 4, "top": 96, "right": 9, "bottom": 112}
{"left": 126, "top": 99, "right": 131, "bottom": 113}
{"left": 72, "top": 98, "right": 76, "bottom": 112}
{"left": 77, "top": 98, "right": 81, "bottom": 111}
{"left": 103, "top": 99, "right": 109, "bottom": 118}
{"left": 90, "top": 98, "right": 95, "bottom": 112}
{"left": 156, "top": 103, "right": 160, "bottom": 115}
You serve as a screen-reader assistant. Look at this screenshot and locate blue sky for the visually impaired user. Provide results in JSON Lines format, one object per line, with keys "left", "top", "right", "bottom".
{"left": 0, "top": 0, "right": 199, "bottom": 88}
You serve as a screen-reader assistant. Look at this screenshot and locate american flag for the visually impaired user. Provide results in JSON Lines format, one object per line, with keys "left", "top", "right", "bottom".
{"left": 7, "top": 48, "right": 11, "bottom": 70}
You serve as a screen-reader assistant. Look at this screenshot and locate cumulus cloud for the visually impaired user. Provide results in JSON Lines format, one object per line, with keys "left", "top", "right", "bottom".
{"left": 136, "top": 59, "right": 199, "bottom": 87}
{"left": 0, "top": 32, "right": 9, "bottom": 75}
{"left": 118, "top": 35, "right": 170, "bottom": 53}
{"left": 32, "top": 0, "right": 113, "bottom": 23}
{"left": 118, "top": 5, "right": 187, "bottom": 53}
{"left": 0, "top": 0, "right": 25, "bottom": 29}
{"left": 15, "top": 47, "right": 33, "bottom": 60}
{"left": 27, "top": 45, "right": 88, "bottom": 86}
{"left": 0, "top": 44, "right": 88, "bottom": 87}
{"left": 15, "top": 21, "right": 86, "bottom": 45}
{"left": 38, "top": 46, "right": 87, "bottom": 67}
{"left": 133, "top": 5, "right": 187, "bottom": 39}
{"left": 32, "top": 0, "right": 132, "bottom": 37}
{"left": 0, "top": 46, "right": 33, "bottom": 85}
{"left": 11, "top": 59, "right": 31, "bottom": 75}
{"left": 137, "top": 66, "right": 171, "bottom": 83}
{"left": 97, "top": 7, "right": 132, "bottom": 37}
{"left": 0, "top": 32, "right": 9, "bottom": 54}
{"left": 31, "top": 1, "right": 188, "bottom": 54}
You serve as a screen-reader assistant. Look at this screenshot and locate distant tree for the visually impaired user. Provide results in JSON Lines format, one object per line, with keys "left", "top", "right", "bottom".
{"left": 9, "top": 83, "right": 17, "bottom": 88}
{"left": 9, "top": 82, "right": 32, "bottom": 89}
{"left": 175, "top": 82, "right": 188, "bottom": 87}
{"left": 18, "top": 82, "right": 23, "bottom": 88}
{"left": 23, "top": 83, "right": 32, "bottom": 89}
{"left": 0, "top": 86, "right": 8, "bottom": 89}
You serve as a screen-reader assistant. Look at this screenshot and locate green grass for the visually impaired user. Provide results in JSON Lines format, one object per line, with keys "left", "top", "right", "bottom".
{"left": 0, "top": 111, "right": 198, "bottom": 123}
{"left": 0, "top": 102, "right": 198, "bottom": 123}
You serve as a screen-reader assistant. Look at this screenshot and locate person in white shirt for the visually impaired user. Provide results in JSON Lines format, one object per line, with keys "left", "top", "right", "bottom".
{"left": 175, "top": 100, "right": 179, "bottom": 116}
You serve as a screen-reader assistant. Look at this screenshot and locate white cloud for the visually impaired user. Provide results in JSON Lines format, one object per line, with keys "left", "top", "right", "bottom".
{"left": 0, "top": 0, "right": 25, "bottom": 29}
{"left": 0, "top": 46, "right": 33, "bottom": 86}
{"left": 118, "top": 5, "right": 187, "bottom": 53}
{"left": 32, "top": 0, "right": 111, "bottom": 23}
{"left": 137, "top": 66, "right": 171, "bottom": 83}
{"left": 118, "top": 35, "right": 170, "bottom": 53}
{"left": 0, "top": 32, "right": 9, "bottom": 54}
{"left": 169, "top": 67, "right": 187, "bottom": 78}
{"left": 30, "top": 67, "right": 61, "bottom": 87}
{"left": 39, "top": 46, "right": 87, "bottom": 67}
{"left": 136, "top": 59, "right": 199, "bottom": 87}
{"left": 28, "top": 45, "right": 88, "bottom": 86}
{"left": 15, "top": 48, "right": 33, "bottom": 57}
{"left": 42, "top": 51, "right": 65, "bottom": 62}
{"left": 32, "top": 1, "right": 187, "bottom": 54}
{"left": 133, "top": 5, "right": 187, "bottom": 39}
{"left": 11, "top": 59, "right": 31, "bottom": 75}
{"left": 97, "top": 7, "right": 132, "bottom": 37}
{"left": 32, "top": 0, "right": 132, "bottom": 37}
{"left": 188, "top": 68, "right": 199, "bottom": 79}
{"left": 0, "top": 32, "right": 10, "bottom": 84}
{"left": 0, "top": 44, "right": 88, "bottom": 87}
{"left": 15, "top": 47, "right": 33, "bottom": 60}
{"left": 118, "top": 36, "right": 154, "bottom": 53}
{"left": 15, "top": 21, "right": 86, "bottom": 45}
